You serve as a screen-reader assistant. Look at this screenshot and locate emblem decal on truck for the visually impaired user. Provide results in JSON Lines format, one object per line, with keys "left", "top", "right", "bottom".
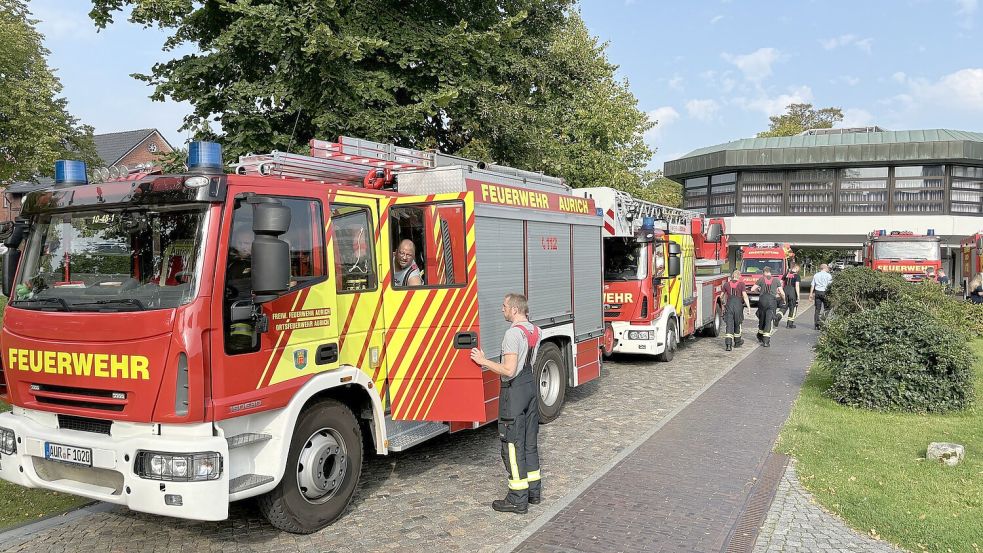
{"left": 294, "top": 349, "right": 308, "bottom": 370}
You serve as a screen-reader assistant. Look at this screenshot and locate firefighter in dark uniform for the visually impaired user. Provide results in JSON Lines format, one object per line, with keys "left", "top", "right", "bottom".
{"left": 470, "top": 293, "right": 541, "bottom": 514}
{"left": 722, "top": 270, "right": 751, "bottom": 351}
{"left": 782, "top": 264, "right": 802, "bottom": 328}
{"left": 751, "top": 266, "right": 785, "bottom": 347}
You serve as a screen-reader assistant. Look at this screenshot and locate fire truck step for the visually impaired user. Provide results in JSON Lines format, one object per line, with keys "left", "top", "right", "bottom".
{"left": 229, "top": 473, "right": 274, "bottom": 494}
{"left": 385, "top": 419, "right": 449, "bottom": 452}
{"left": 226, "top": 433, "right": 273, "bottom": 450}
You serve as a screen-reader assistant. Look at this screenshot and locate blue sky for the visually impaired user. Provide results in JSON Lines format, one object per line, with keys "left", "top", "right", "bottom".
{"left": 29, "top": 0, "right": 983, "bottom": 172}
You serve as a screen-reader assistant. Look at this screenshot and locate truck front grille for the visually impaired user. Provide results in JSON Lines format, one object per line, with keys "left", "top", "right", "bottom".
{"left": 57, "top": 414, "right": 113, "bottom": 435}
{"left": 31, "top": 383, "right": 127, "bottom": 412}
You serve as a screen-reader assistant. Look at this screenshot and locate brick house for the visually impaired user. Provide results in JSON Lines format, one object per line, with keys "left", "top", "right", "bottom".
{"left": 3, "top": 129, "right": 175, "bottom": 222}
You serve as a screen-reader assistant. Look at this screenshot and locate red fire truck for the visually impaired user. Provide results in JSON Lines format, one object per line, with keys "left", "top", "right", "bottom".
{"left": 738, "top": 243, "right": 794, "bottom": 304}
{"left": 572, "top": 188, "right": 728, "bottom": 361}
{"left": 0, "top": 138, "right": 604, "bottom": 533}
{"left": 863, "top": 229, "right": 941, "bottom": 281}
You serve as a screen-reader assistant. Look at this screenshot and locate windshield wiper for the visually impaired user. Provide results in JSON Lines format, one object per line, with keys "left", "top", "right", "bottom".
{"left": 11, "top": 297, "right": 70, "bottom": 311}
{"left": 72, "top": 298, "right": 146, "bottom": 311}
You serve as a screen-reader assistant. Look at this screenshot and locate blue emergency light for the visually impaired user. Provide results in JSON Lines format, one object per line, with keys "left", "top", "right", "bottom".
{"left": 641, "top": 216, "right": 655, "bottom": 230}
{"left": 54, "top": 160, "right": 87, "bottom": 185}
{"left": 187, "top": 141, "right": 223, "bottom": 171}
{"left": 927, "top": 228, "right": 936, "bottom": 236}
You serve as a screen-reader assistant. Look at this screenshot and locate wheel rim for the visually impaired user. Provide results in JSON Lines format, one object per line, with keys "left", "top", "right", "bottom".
{"left": 668, "top": 324, "right": 677, "bottom": 351}
{"left": 714, "top": 312, "right": 721, "bottom": 333}
{"left": 296, "top": 428, "right": 348, "bottom": 504}
{"left": 603, "top": 325, "right": 614, "bottom": 352}
{"left": 539, "top": 360, "right": 561, "bottom": 406}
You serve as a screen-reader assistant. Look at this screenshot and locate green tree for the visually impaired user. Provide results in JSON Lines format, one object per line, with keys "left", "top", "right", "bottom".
{"left": 87, "top": 1, "right": 654, "bottom": 192}
{"left": 757, "top": 103, "right": 844, "bottom": 138}
{"left": 0, "top": 0, "right": 98, "bottom": 182}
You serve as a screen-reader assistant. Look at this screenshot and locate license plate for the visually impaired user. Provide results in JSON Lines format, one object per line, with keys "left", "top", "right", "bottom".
{"left": 44, "top": 442, "right": 92, "bottom": 466}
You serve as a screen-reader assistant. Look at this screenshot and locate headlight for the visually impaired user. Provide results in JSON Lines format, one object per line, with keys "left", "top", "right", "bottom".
{"left": 0, "top": 427, "right": 16, "bottom": 455}
{"left": 135, "top": 451, "right": 222, "bottom": 481}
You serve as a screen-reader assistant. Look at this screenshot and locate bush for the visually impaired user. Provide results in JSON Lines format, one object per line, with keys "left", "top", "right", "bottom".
{"left": 817, "top": 301, "right": 975, "bottom": 413}
{"left": 825, "top": 267, "right": 906, "bottom": 314}
{"left": 901, "top": 281, "right": 983, "bottom": 338}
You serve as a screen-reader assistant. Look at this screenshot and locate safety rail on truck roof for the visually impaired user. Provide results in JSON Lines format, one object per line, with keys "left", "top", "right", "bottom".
{"left": 233, "top": 136, "right": 568, "bottom": 191}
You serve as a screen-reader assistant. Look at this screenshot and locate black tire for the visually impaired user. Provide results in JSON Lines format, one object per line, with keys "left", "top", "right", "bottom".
{"left": 703, "top": 306, "right": 722, "bottom": 338}
{"left": 656, "top": 318, "right": 677, "bottom": 362}
{"left": 535, "top": 342, "right": 567, "bottom": 424}
{"left": 601, "top": 324, "right": 615, "bottom": 359}
{"left": 257, "top": 399, "right": 363, "bottom": 534}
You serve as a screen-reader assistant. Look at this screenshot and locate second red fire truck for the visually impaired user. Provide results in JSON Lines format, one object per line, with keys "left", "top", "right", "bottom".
{"left": 863, "top": 229, "right": 942, "bottom": 281}
{"left": 572, "top": 187, "right": 729, "bottom": 361}
{"left": 738, "top": 243, "right": 794, "bottom": 305}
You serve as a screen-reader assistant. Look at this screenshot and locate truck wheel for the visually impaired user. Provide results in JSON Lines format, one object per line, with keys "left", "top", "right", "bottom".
{"left": 536, "top": 342, "right": 567, "bottom": 424}
{"left": 657, "top": 318, "right": 677, "bottom": 362}
{"left": 257, "top": 400, "right": 363, "bottom": 534}
{"left": 601, "top": 324, "right": 615, "bottom": 359}
{"left": 704, "top": 307, "right": 722, "bottom": 338}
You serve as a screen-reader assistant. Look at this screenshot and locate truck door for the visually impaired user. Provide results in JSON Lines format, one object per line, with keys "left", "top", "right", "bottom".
{"left": 329, "top": 200, "right": 387, "bottom": 400}
{"left": 209, "top": 188, "right": 340, "bottom": 416}
{"left": 382, "top": 197, "right": 484, "bottom": 422}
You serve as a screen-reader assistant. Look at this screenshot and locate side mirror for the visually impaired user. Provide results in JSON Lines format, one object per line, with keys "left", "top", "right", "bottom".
{"left": 2, "top": 249, "right": 20, "bottom": 297}
{"left": 977, "top": 237, "right": 983, "bottom": 251}
{"left": 667, "top": 256, "right": 681, "bottom": 278}
{"left": 250, "top": 201, "right": 292, "bottom": 303}
{"left": 668, "top": 242, "right": 682, "bottom": 256}
{"left": 706, "top": 223, "right": 723, "bottom": 244}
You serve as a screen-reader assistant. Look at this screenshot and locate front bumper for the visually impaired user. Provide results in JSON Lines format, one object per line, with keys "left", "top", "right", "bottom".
{"left": 610, "top": 322, "right": 665, "bottom": 355}
{"left": 0, "top": 407, "right": 229, "bottom": 521}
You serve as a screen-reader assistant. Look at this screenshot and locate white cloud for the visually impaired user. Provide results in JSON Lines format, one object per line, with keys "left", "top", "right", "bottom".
{"left": 645, "top": 106, "right": 680, "bottom": 142}
{"left": 837, "top": 108, "right": 875, "bottom": 128}
{"left": 721, "top": 47, "right": 781, "bottom": 83}
{"left": 30, "top": 4, "right": 99, "bottom": 40}
{"left": 956, "top": 0, "right": 978, "bottom": 14}
{"left": 831, "top": 75, "right": 861, "bottom": 86}
{"left": 668, "top": 75, "right": 684, "bottom": 91}
{"left": 908, "top": 68, "right": 983, "bottom": 111}
{"left": 734, "top": 85, "right": 814, "bottom": 116}
{"left": 820, "top": 34, "right": 873, "bottom": 54}
{"left": 892, "top": 71, "right": 907, "bottom": 83}
{"left": 685, "top": 99, "right": 721, "bottom": 121}
{"left": 710, "top": 15, "right": 724, "bottom": 24}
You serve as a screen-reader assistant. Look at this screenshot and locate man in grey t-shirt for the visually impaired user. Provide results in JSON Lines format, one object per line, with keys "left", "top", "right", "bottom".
{"left": 393, "top": 239, "right": 423, "bottom": 286}
{"left": 471, "top": 293, "right": 542, "bottom": 514}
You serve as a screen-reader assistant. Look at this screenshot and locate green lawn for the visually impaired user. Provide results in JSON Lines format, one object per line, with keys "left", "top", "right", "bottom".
{"left": 0, "top": 401, "right": 89, "bottom": 529}
{"left": 778, "top": 340, "right": 983, "bottom": 551}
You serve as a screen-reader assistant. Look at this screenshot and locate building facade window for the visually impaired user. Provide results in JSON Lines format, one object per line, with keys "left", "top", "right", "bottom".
{"left": 708, "top": 173, "right": 736, "bottom": 215}
{"left": 739, "top": 171, "right": 783, "bottom": 215}
{"left": 838, "top": 167, "right": 888, "bottom": 214}
{"left": 892, "top": 165, "right": 944, "bottom": 214}
{"left": 683, "top": 176, "right": 709, "bottom": 213}
{"left": 951, "top": 166, "right": 983, "bottom": 215}
{"left": 788, "top": 169, "right": 834, "bottom": 214}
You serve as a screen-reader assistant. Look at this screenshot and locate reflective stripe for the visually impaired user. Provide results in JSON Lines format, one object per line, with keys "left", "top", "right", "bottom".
{"left": 508, "top": 443, "right": 521, "bottom": 482}
{"left": 526, "top": 470, "right": 541, "bottom": 482}
{"left": 509, "top": 479, "right": 529, "bottom": 490}
{"left": 230, "top": 323, "right": 253, "bottom": 337}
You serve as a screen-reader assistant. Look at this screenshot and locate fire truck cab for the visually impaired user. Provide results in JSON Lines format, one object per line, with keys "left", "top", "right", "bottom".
{"left": 863, "top": 229, "right": 941, "bottom": 281}
{"left": 0, "top": 138, "right": 604, "bottom": 533}
{"left": 958, "top": 232, "right": 983, "bottom": 295}
{"left": 738, "top": 243, "right": 794, "bottom": 305}
{"left": 572, "top": 188, "right": 728, "bottom": 361}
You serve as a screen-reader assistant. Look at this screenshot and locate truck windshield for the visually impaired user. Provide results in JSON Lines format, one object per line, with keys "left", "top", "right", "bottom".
{"left": 741, "top": 259, "right": 785, "bottom": 275}
{"left": 604, "top": 238, "right": 647, "bottom": 280}
{"left": 874, "top": 241, "right": 940, "bottom": 261}
{"left": 11, "top": 205, "right": 208, "bottom": 311}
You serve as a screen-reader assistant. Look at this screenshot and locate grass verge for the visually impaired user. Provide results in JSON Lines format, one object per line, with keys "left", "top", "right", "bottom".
{"left": 0, "top": 401, "right": 89, "bottom": 530}
{"left": 777, "top": 340, "right": 983, "bottom": 551}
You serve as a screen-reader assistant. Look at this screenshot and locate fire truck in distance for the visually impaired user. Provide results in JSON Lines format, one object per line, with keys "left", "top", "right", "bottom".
{"left": 863, "top": 229, "right": 941, "bottom": 281}
{"left": 958, "top": 232, "right": 983, "bottom": 295}
{"left": 738, "top": 243, "right": 794, "bottom": 305}
{"left": 0, "top": 138, "right": 604, "bottom": 533}
{"left": 572, "top": 188, "right": 728, "bottom": 361}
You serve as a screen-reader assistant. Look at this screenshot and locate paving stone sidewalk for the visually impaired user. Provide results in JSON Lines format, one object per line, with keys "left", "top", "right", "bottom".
{"left": 753, "top": 461, "right": 902, "bottom": 553}
{"left": 0, "top": 323, "right": 759, "bottom": 553}
{"left": 509, "top": 311, "right": 816, "bottom": 553}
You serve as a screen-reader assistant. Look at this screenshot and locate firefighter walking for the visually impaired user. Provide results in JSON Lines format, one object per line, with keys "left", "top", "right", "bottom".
{"left": 751, "top": 267, "right": 786, "bottom": 347}
{"left": 723, "top": 270, "right": 751, "bottom": 351}
{"left": 470, "top": 293, "right": 542, "bottom": 514}
{"left": 782, "top": 264, "right": 801, "bottom": 328}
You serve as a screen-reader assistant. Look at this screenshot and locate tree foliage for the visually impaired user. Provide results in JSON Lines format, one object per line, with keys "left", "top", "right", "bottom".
{"left": 0, "top": 0, "right": 98, "bottom": 182}
{"left": 88, "top": 1, "right": 655, "bottom": 191}
{"left": 756, "top": 103, "right": 844, "bottom": 138}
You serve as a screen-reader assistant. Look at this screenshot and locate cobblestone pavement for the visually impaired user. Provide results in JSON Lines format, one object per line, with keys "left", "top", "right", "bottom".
{"left": 1, "top": 330, "right": 756, "bottom": 553}
{"left": 753, "top": 462, "right": 903, "bottom": 552}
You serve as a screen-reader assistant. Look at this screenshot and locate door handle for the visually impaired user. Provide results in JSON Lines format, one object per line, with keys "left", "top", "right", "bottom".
{"left": 453, "top": 331, "right": 478, "bottom": 349}
{"left": 316, "top": 343, "right": 339, "bottom": 365}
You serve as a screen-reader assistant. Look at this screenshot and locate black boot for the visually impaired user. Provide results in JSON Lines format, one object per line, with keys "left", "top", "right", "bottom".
{"left": 725, "top": 337, "right": 733, "bottom": 351}
{"left": 757, "top": 332, "right": 764, "bottom": 343}
{"left": 763, "top": 336, "right": 771, "bottom": 347}
{"left": 734, "top": 336, "right": 744, "bottom": 348}
{"left": 786, "top": 320, "right": 793, "bottom": 328}
{"left": 528, "top": 490, "right": 541, "bottom": 505}
{"left": 492, "top": 499, "right": 528, "bottom": 514}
